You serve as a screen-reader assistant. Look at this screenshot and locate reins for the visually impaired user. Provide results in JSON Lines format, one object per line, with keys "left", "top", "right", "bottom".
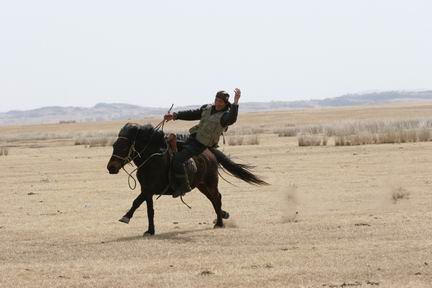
{"left": 117, "top": 117, "right": 170, "bottom": 190}
{"left": 111, "top": 104, "right": 192, "bottom": 208}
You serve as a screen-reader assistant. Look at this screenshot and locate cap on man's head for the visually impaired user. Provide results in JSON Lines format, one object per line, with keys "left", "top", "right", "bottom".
{"left": 215, "top": 90, "right": 230, "bottom": 103}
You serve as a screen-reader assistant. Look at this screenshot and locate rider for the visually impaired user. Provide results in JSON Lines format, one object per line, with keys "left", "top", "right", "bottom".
{"left": 164, "top": 88, "right": 241, "bottom": 198}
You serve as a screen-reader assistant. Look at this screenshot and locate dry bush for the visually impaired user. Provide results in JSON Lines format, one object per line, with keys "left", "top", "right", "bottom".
{"left": 0, "top": 147, "right": 9, "bottom": 156}
{"left": 301, "top": 125, "right": 324, "bottom": 135}
{"left": 399, "top": 130, "right": 417, "bottom": 143}
{"left": 2, "top": 130, "right": 118, "bottom": 147}
{"left": 417, "top": 128, "right": 431, "bottom": 142}
{"left": 89, "top": 137, "right": 112, "bottom": 147}
{"left": 246, "top": 135, "right": 260, "bottom": 145}
{"left": 335, "top": 133, "right": 377, "bottom": 146}
{"left": 2, "top": 132, "right": 72, "bottom": 142}
{"left": 297, "top": 135, "right": 325, "bottom": 146}
{"left": 326, "top": 119, "right": 432, "bottom": 146}
{"left": 74, "top": 138, "right": 89, "bottom": 146}
{"left": 392, "top": 187, "right": 410, "bottom": 204}
{"left": 274, "top": 127, "right": 298, "bottom": 137}
{"left": 225, "top": 126, "right": 265, "bottom": 136}
{"left": 75, "top": 137, "right": 114, "bottom": 148}
{"left": 334, "top": 135, "right": 353, "bottom": 146}
{"left": 74, "top": 131, "right": 117, "bottom": 147}
{"left": 325, "top": 119, "right": 424, "bottom": 137}
{"left": 378, "top": 131, "right": 401, "bottom": 144}
{"left": 228, "top": 136, "right": 244, "bottom": 146}
{"left": 227, "top": 135, "right": 260, "bottom": 146}
{"left": 322, "top": 136, "right": 328, "bottom": 146}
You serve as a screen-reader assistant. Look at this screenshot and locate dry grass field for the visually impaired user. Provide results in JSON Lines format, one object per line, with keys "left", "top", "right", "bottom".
{"left": 1, "top": 103, "right": 432, "bottom": 287}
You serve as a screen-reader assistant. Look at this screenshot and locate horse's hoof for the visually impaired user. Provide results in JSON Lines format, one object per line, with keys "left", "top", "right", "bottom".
{"left": 213, "top": 223, "right": 224, "bottom": 229}
{"left": 222, "top": 212, "right": 230, "bottom": 219}
{"left": 143, "top": 230, "right": 155, "bottom": 236}
{"left": 119, "top": 216, "right": 130, "bottom": 224}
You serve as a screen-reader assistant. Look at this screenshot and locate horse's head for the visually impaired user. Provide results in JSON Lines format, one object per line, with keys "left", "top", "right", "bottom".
{"left": 107, "top": 123, "right": 141, "bottom": 174}
{"left": 107, "top": 123, "right": 164, "bottom": 174}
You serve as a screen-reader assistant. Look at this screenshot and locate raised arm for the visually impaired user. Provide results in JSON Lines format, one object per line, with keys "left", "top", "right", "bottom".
{"left": 220, "top": 88, "right": 241, "bottom": 126}
{"left": 164, "top": 105, "right": 206, "bottom": 122}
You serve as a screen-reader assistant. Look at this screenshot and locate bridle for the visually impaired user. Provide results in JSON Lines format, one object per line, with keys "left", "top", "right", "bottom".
{"left": 111, "top": 136, "right": 136, "bottom": 163}
{"left": 110, "top": 107, "right": 194, "bottom": 208}
{"left": 111, "top": 118, "right": 170, "bottom": 190}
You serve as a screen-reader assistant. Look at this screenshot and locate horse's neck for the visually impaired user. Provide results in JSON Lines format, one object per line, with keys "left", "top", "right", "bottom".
{"left": 133, "top": 144, "right": 168, "bottom": 167}
{"left": 134, "top": 150, "right": 170, "bottom": 183}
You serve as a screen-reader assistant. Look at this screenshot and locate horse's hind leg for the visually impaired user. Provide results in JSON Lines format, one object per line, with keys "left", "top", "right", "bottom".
{"left": 198, "top": 184, "right": 226, "bottom": 228}
{"left": 120, "top": 193, "right": 146, "bottom": 224}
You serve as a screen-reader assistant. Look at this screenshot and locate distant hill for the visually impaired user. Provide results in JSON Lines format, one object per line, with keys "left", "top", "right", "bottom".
{"left": 1, "top": 91, "right": 432, "bottom": 125}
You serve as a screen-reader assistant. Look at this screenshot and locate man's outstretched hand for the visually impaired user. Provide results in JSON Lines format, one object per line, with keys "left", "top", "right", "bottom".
{"left": 164, "top": 113, "right": 175, "bottom": 122}
{"left": 234, "top": 88, "right": 241, "bottom": 104}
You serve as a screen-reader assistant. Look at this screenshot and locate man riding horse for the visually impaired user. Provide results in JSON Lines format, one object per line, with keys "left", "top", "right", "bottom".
{"left": 164, "top": 88, "right": 241, "bottom": 198}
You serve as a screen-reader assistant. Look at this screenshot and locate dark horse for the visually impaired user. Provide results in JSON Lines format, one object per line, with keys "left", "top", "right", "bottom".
{"left": 106, "top": 123, "right": 268, "bottom": 236}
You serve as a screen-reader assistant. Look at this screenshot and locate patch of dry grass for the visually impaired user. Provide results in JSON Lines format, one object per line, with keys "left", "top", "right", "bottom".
{"left": 227, "top": 135, "right": 260, "bottom": 146}
{"left": 295, "top": 119, "right": 432, "bottom": 146}
{"left": 225, "top": 126, "right": 266, "bottom": 136}
{"left": 1, "top": 130, "right": 118, "bottom": 148}
{"left": 297, "top": 134, "right": 327, "bottom": 146}
{"left": 0, "top": 147, "right": 9, "bottom": 156}
{"left": 392, "top": 187, "right": 410, "bottom": 204}
{"left": 274, "top": 127, "right": 298, "bottom": 137}
{"left": 74, "top": 136, "right": 115, "bottom": 148}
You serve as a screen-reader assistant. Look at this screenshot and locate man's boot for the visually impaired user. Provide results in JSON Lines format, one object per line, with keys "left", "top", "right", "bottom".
{"left": 172, "top": 167, "right": 191, "bottom": 198}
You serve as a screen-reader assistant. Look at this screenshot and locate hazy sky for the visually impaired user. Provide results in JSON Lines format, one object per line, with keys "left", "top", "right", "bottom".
{"left": 0, "top": 0, "right": 431, "bottom": 112}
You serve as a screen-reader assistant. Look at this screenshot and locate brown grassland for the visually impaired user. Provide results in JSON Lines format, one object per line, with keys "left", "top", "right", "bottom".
{"left": 1, "top": 102, "right": 432, "bottom": 287}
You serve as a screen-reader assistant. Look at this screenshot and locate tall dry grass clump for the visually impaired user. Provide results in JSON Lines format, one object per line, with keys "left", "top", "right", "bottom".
{"left": 225, "top": 126, "right": 266, "bottom": 136}
{"left": 2, "top": 130, "right": 118, "bottom": 148}
{"left": 227, "top": 135, "right": 260, "bottom": 146}
{"left": 274, "top": 127, "right": 298, "bottom": 137}
{"left": 392, "top": 187, "right": 410, "bottom": 204}
{"left": 335, "top": 133, "right": 379, "bottom": 146}
{"left": 74, "top": 137, "right": 115, "bottom": 148}
{"left": 0, "top": 147, "right": 9, "bottom": 156}
{"left": 297, "top": 135, "right": 327, "bottom": 146}
{"left": 328, "top": 119, "right": 432, "bottom": 146}
{"left": 74, "top": 131, "right": 117, "bottom": 148}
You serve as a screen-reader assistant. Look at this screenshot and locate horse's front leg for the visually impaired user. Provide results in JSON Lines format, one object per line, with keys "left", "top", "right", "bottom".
{"left": 119, "top": 193, "right": 146, "bottom": 224}
{"left": 144, "top": 194, "right": 155, "bottom": 236}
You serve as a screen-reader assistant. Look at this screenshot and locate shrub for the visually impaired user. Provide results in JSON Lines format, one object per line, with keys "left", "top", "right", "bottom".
{"left": 322, "top": 119, "right": 432, "bottom": 146}
{"left": 228, "top": 136, "right": 244, "bottom": 146}
{"left": 297, "top": 135, "right": 324, "bottom": 146}
{"left": 274, "top": 128, "right": 298, "bottom": 137}
{"left": 226, "top": 126, "right": 265, "bottom": 136}
{"left": 0, "top": 147, "right": 9, "bottom": 156}
{"left": 301, "top": 125, "right": 324, "bottom": 135}
{"left": 392, "top": 187, "right": 410, "bottom": 204}
{"left": 246, "top": 135, "right": 260, "bottom": 145}
{"left": 417, "top": 128, "right": 431, "bottom": 142}
{"left": 74, "top": 136, "right": 115, "bottom": 147}
{"left": 227, "top": 135, "right": 260, "bottom": 146}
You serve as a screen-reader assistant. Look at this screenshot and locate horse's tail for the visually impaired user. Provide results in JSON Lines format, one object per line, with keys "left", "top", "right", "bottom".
{"left": 208, "top": 148, "right": 269, "bottom": 186}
